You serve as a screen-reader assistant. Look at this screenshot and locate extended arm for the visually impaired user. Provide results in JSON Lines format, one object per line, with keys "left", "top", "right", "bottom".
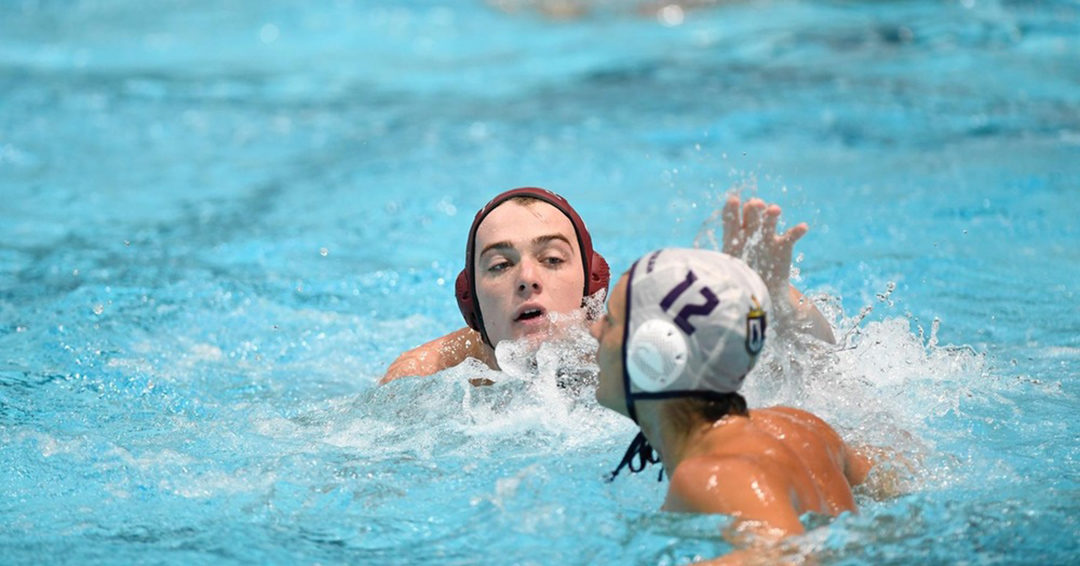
{"left": 379, "top": 327, "right": 494, "bottom": 384}
{"left": 721, "top": 195, "right": 835, "bottom": 344}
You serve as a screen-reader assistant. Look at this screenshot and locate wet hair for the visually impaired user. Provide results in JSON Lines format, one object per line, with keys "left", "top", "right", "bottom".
{"left": 664, "top": 393, "right": 749, "bottom": 431}
{"left": 505, "top": 195, "right": 543, "bottom": 207}
{"left": 605, "top": 392, "right": 749, "bottom": 483}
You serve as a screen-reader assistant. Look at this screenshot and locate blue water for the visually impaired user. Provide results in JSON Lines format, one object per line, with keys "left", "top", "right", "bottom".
{"left": 2, "top": 0, "right": 1078, "bottom": 563}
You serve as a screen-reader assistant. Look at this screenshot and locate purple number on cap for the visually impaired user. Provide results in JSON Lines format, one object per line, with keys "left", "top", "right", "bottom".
{"left": 658, "top": 269, "right": 720, "bottom": 335}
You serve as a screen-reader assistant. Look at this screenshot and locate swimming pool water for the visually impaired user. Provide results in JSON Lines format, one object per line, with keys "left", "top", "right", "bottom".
{"left": 2, "top": 0, "right": 1078, "bottom": 564}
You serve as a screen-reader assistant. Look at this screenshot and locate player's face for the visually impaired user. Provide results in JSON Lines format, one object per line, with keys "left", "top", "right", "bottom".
{"left": 473, "top": 201, "right": 586, "bottom": 346}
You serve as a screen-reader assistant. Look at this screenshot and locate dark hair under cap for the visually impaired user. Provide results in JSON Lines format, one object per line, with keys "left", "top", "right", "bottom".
{"left": 454, "top": 187, "right": 610, "bottom": 346}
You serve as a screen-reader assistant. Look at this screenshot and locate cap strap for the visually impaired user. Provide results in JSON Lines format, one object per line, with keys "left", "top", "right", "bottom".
{"left": 628, "top": 388, "right": 745, "bottom": 403}
{"left": 621, "top": 259, "right": 641, "bottom": 423}
{"left": 604, "top": 431, "right": 663, "bottom": 483}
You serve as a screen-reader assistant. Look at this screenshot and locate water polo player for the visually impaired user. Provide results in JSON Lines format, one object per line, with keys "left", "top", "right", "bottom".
{"left": 381, "top": 187, "right": 609, "bottom": 383}
{"left": 593, "top": 248, "right": 869, "bottom": 556}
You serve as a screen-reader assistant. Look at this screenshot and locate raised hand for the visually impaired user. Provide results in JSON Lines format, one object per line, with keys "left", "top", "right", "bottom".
{"left": 720, "top": 194, "right": 834, "bottom": 343}
{"left": 721, "top": 195, "right": 807, "bottom": 298}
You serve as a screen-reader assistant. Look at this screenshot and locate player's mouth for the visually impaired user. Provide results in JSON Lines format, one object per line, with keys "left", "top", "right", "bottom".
{"left": 514, "top": 304, "right": 546, "bottom": 325}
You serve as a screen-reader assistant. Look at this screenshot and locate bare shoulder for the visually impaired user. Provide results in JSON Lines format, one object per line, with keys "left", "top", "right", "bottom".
{"left": 379, "top": 327, "right": 488, "bottom": 384}
{"left": 759, "top": 406, "right": 830, "bottom": 428}
{"left": 756, "top": 407, "right": 844, "bottom": 445}
{"left": 756, "top": 407, "right": 873, "bottom": 488}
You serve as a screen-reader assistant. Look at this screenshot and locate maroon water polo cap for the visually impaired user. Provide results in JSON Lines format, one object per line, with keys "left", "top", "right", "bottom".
{"left": 455, "top": 187, "right": 611, "bottom": 346}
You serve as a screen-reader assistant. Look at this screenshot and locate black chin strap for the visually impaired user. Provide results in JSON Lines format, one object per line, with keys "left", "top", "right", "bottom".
{"left": 605, "top": 431, "right": 663, "bottom": 483}
{"left": 609, "top": 260, "right": 663, "bottom": 483}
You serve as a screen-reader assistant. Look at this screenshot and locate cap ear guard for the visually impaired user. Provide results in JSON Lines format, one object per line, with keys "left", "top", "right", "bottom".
{"left": 626, "top": 318, "right": 688, "bottom": 392}
{"left": 588, "top": 251, "right": 610, "bottom": 297}
{"left": 454, "top": 269, "right": 481, "bottom": 333}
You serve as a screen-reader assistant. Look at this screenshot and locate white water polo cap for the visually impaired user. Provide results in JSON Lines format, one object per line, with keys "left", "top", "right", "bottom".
{"left": 622, "top": 248, "right": 771, "bottom": 408}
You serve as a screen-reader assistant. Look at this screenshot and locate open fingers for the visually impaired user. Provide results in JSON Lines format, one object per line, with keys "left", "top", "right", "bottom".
{"left": 779, "top": 222, "right": 809, "bottom": 250}
{"left": 762, "top": 204, "right": 781, "bottom": 242}
{"left": 742, "top": 198, "right": 766, "bottom": 235}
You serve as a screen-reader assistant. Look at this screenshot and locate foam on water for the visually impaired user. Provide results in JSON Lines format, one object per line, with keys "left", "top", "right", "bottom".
{"left": 353, "top": 254, "right": 985, "bottom": 487}
{"left": 3, "top": 200, "right": 1055, "bottom": 563}
{"left": 2, "top": 185, "right": 1071, "bottom": 564}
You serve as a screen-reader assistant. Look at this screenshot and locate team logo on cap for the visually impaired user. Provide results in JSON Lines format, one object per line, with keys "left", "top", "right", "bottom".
{"left": 745, "top": 296, "right": 766, "bottom": 355}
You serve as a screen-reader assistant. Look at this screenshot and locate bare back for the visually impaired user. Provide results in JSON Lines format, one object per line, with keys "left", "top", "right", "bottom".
{"left": 664, "top": 406, "right": 869, "bottom": 536}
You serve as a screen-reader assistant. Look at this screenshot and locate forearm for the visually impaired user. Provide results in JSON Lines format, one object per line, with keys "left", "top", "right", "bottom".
{"left": 777, "top": 285, "right": 835, "bottom": 344}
